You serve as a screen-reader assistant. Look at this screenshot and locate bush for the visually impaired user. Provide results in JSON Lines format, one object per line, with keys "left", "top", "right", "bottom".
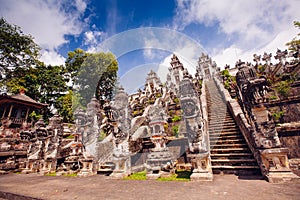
{"left": 172, "top": 125, "right": 179, "bottom": 137}
{"left": 224, "top": 80, "right": 230, "bottom": 89}
{"left": 271, "top": 111, "right": 285, "bottom": 121}
{"left": 172, "top": 115, "right": 181, "bottom": 122}
{"left": 99, "top": 131, "right": 107, "bottom": 140}
{"left": 276, "top": 81, "right": 291, "bottom": 98}
{"left": 269, "top": 95, "right": 278, "bottom": 100}
{"left": 221, "top": 69, "right": 231, "bottom": 79}
{"left": 257, "top": 65, "right": 266, "bottom": 73}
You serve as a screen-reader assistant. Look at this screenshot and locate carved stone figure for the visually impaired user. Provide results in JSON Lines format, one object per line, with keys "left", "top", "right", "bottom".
{"left": 253, "top": 53, "right": 261, "bottom": 65}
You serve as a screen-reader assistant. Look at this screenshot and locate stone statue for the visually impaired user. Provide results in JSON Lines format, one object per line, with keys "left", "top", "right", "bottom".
{"left": 253, "top": 54, "right": 261, "bottom": 65}
{"left": 262, "top": 52, "right": 272, "bottom": 65}
{"left": 274, "top": 49, "right": 288, "bottom": 64}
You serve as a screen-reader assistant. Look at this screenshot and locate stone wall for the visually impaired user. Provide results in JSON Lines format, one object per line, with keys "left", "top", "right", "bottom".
{"left": 278, "top": 131, "right": 300, "bottom": 159}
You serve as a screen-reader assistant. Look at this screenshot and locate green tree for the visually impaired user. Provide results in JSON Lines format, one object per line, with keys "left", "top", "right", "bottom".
{"left": 6, "top": 66, "right": 40, "bottom": 98}
{"left": 36, "top": 63, "right": 69, "bottom": 107}
{"left": 67, "top": 50, "right": 118, "bottom": 107}
{"left": 5, "top": 61, "right": 70, "bottom": 121}
{"left": 56, "top": 90, "right": 74, "bottom": 123}
{"left": 286, "top": 21, "right": 300, "bottom": 57}
{"left": 0, "top": 17, "right": 40, "bottom": 80}
{"left": 65, "top": 48, "right": 87, "bottom": 80}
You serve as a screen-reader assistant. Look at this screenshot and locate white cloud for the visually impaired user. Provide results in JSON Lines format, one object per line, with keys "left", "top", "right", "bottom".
{"left": 75, "top": 0, "right": 87, "bottom": 13}
{"left": 40, "top": 50, "right": 66, "bottom": 66}
{"left": 0, "top": 0, "right": 88, "bottom": 65}
{"left": 175, "top": 0, "right": 300, "bottom": 68}
{"left": 96, "top": 28, "right": 207, "bottom": 92}
{"left": 213, "top": 26, "right": 299, "bottom": 68}
{"left": 84, "top": 30, "right": 103, "bottom": 45}
{"left": 143, "top": 49, "right": 156, "bottom": 60}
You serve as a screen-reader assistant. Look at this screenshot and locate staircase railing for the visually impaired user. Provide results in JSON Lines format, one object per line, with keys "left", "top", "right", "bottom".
{"left": 213, "top": 76, "right": 299, "bottom": 182}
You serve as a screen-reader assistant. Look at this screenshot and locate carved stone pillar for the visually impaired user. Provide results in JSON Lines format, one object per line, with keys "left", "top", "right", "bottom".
{"left": 110, "top": 87, "right": 132, "bottom": 178}
{"left": 179, "top": 69, "right": 213, "bottom": 181}
{"left": 145, "top": 105, "right": 174, "bottom": 179}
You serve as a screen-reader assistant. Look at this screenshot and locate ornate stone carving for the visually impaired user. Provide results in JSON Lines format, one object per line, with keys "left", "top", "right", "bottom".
{"left": 110, "top": 87, "right": 131, "bottom": 178}
{"left": 179, "top": 69, "right": 212, "bottom": 181}
{"left": 145, "top": 104, "right": 174, "bottom": 179}
{"left": 235, "top": 61, "right": 280, "bottom": 149}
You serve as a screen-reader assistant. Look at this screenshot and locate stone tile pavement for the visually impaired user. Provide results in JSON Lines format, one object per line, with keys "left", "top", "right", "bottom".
{"left": 0, "top": 174, "right": 299, "bottom": 200}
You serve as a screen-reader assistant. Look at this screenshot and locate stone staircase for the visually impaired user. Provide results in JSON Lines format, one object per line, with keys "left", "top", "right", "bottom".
{"left": 205, "top": 80, "right": 261, "bottom": 175}
{"left": 96, "top": 135, "right": 115, "bottom": 175}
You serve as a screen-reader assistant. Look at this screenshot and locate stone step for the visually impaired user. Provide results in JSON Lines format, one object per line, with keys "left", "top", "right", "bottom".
{"left": 209, "top": 126, "right": 237, "bottom": 130}
{"left": 209, "top": 127, "right": 240, "bottom": 132}
{"left": 210, "top": 143, "right": 248, "bottom": 148}
{"left": 212, "top": 138, "right": 245, "bottom": 142}
{"left": 209, "top": 131, "right": 242, "bottom": 136}
{"left": 210, "top": 135, "right": 244, "bottom": 140}
{"left": 207, "top": 102, "right": 226, "bottom": 105}
{"left": 211, "top": 153, "right": 253, "bottom": 157}
{"left": 208, "top": 118, "right": 233, "bottom": 122}
{"left": 211, "top": 165, "right": 260, "bottom": 169}
{"left": 211, "top": 148, "right": 251, "bottom": 152}
{"left": 209, "top": 123, "right": 237, "bottom": 127}
{"left": 206, "top": 80, "right": 260, "bottom": 175}
{"left": 211, "top": 158, "right": 257, "bottom": 163}
{"left": 210, "top": 139, "right": 246, "bottom": 144}
{"left": 208, "top": 115, "right": 233, "bottom": 119}
{"left": 208, "top": 122, "right": 236, "bottom": 126}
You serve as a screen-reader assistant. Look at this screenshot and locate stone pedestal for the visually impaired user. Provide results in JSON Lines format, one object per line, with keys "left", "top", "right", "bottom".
{"left": 145, "top": 149, "right": 174, "bottom": 179}
{"left": 78, "top": 158, "right": 94, "bottom": 177}
{"left": 110, "top": 154, "right": 131, "bottom": 179}
{"left": 260, "top": 148, "right": 299, "bottom": 183}
{"left": 188, "top": 153, "right": 213, "bottom": 181}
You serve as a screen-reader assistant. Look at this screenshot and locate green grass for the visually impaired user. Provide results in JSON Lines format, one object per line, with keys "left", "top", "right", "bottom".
{"left": 45, "top": 172, "right": 56, "bottom": 176}
{"left": 158, "top": 170, "right": 191, "bottom": 182}
{"left": 123, "top": 171, "right": 147, "bottom": 180}
{"left": 123, "top": 170, "right": 191, "bottom": 181}
{"left": 64, "top": 173, "right": 77, "bottom": 177}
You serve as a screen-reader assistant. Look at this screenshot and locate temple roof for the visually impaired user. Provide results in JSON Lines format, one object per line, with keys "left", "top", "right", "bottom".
{"left": 0, "top": 93, "right": 47, "bottom": 109}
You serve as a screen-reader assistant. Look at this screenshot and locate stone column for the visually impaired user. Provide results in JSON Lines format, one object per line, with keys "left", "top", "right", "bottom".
{"left": 110, "top": 87, "right": 132, "bottom": 178}
{"left": 179, "top": 70, "right": 213, "bottom": 181}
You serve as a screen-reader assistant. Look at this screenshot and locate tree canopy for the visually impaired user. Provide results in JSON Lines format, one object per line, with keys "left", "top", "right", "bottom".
{"left": 286, "top": 21, "right": 300, "bottom": 57}
{"left": 0, "top": 18, "right": 120, "bottom": 123}
{"left": 66, "top": 49, "right": 119, "bottom": 108}
{"left": 0, "top": 17, "right": 40, "bottom": 80}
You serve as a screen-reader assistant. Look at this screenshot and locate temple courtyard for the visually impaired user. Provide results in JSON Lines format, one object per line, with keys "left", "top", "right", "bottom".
{"left": 0, "top": 173, "right": 299, "bottom": 200}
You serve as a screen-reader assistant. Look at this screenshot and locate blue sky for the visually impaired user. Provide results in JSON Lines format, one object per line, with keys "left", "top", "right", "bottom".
{"left": 0, "top": 0, "right": 299, "bottom": 93}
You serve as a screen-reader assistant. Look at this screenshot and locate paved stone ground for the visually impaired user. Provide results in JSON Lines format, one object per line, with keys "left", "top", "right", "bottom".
{"left": 0, "top": 174, "right": 299, "bottom": 200}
